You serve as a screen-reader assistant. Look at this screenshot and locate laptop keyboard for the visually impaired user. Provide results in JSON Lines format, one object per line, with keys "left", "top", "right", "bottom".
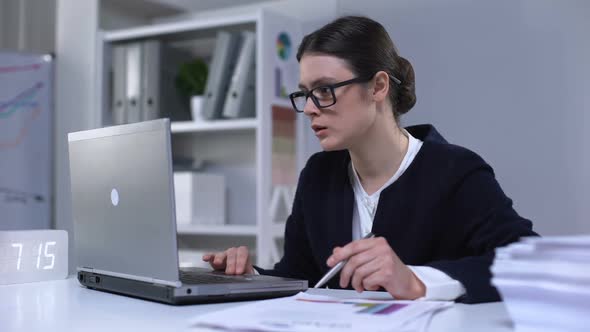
{"left": 179, "top": 270, "right": 245, "bottom": 284}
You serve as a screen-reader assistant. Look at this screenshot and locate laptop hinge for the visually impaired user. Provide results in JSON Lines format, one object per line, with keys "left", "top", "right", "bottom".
{"left": 77, "top": 267, "right": 181, "bottom": 287}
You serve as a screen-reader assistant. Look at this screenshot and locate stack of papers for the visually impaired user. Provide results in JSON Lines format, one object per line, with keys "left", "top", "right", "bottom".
{"left": 491, "top": 235, "right": 590, "bottom": 332}
{"left": 189, "top": 292, "right": 452, "bottom": 332}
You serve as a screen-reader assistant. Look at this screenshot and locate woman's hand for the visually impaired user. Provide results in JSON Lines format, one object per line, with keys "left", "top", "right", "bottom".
{"left": 202, "top": 246, "right": 254, "bottom": 275}
{"left": 326, "top": 236, "right": 425, "bottom": 299}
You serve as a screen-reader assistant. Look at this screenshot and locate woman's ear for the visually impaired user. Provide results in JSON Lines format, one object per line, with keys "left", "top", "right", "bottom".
{"left": 371, "top": 71, "right": 390, "bottom": 103}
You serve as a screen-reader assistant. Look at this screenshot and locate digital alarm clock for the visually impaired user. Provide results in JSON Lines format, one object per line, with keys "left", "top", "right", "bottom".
{"left": 0, "top": 230, "right": 68, "bottom": 285}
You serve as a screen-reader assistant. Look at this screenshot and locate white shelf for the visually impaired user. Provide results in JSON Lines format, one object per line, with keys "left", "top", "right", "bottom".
{"left": 177, "top": 223, "right": 285, "bottom": 237}
{"left": 98, "top": 8, "right": 306, "bottom": 268}
{"left": 177, "top": 224, "right": 257, "bottom": 236}
{"left": 171, "top": 119, "right": 257, "bottom": 133}
{"left": 103, "top": 12, "right": 259, "bottom": 42}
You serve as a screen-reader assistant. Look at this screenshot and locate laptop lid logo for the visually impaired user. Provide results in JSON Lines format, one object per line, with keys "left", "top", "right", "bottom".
{"left": 111, "top": 189, "right": 119, "bottom": 206}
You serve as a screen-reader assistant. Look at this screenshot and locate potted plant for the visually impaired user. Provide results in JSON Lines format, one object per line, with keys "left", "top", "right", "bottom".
{"left": 175, "top": 58, "right": 208, "bottom": 121}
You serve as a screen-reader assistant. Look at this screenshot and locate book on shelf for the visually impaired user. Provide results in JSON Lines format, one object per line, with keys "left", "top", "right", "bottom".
{"left": 141, "top": 39, "right": 161, "bottom": 122}
{"left": 222, "top": 31, "right": 256, "bottom": 119}
{"left": 110, "top": 40, "right": 192, "bottom": 125}
{"left": 124, "top": 42, "right": 142, "bottom": 123}
{"left": 111, "top": 44, "right": 127, "bottom": 125}
{"left": 201, "top": 31, "right": 241, "bottom": 120}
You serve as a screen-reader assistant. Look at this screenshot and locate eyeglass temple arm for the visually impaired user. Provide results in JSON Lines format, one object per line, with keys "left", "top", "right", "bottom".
{"left": 389, "top": 75, "right": 402, "bottom": 85}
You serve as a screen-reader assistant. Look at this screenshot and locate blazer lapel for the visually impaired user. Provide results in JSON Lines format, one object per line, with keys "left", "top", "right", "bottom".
{"left": 317, "top": 155, "right": 354, "bottom": 271}
{"left": 371, "top": 175, "right": 417, "bottom": 262}
{"left": 372, "top": 185, "right": 406, "bottom": 241}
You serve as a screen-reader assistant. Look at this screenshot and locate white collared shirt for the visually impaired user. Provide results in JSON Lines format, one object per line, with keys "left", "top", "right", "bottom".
{"left": 348, "top": 130, "right": 466, "bottom": 301}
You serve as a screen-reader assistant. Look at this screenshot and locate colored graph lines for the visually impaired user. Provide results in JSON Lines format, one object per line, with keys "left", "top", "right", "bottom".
{"left": 295, "top": 298, "right": 409, "bottom": 315}
{"left": 0, "top": 107, "right": 42, "bottom": 149}
{"left": 0, "top": 82, "right": 44, "bottom": 149}
{"left": 0, "top": 63, "right": 42, "bottom": 74}
{"left": 0, "top": 82, "right": 43, "bottom": 118}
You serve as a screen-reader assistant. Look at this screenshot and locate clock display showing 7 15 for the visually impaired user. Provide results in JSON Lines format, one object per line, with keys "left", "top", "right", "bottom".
{"left": 0, "top": 230, "right": 68, "bottom": 284}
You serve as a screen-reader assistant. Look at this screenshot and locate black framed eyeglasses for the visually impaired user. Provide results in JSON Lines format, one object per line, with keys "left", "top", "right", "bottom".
{"left": 288, "top": 74, "right": 401, "bottom": 113}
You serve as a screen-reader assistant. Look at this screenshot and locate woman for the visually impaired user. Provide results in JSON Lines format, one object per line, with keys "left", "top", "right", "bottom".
{"left": 203, "top": 16, "right": 537, "bottom": 304}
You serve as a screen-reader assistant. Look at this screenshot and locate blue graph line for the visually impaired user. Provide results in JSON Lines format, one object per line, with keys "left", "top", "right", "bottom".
{"left": 0, "top": 82, "right": 42, "bottom": 119}
{"left": 0, "top": 100, "right": 38, "bottom": 119}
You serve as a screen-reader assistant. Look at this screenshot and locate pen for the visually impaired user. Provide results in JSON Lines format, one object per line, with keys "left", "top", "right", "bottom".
{"left": 313, "top": 232, "right": 375, "bottom": 288}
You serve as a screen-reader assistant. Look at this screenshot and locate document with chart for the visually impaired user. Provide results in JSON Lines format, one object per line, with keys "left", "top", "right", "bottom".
{"left": 189, "top": 292, "right": 452, "bottom": 332}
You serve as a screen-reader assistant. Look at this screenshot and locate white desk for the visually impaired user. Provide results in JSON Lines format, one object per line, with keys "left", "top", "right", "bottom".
{"left": 0, "top": 277, "right": 514, "bottom": 332}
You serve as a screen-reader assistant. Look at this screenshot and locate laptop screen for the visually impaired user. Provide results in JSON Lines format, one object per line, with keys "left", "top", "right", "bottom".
{"left": 68, "top": 119, "right": 180, "bottom": 285}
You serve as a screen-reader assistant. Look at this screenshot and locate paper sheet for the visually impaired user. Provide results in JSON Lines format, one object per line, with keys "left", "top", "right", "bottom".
{"left": 189, "top": 292, "right": 452, "bottom": 332}
{"left": 492, "top": 234, "right": 590, "bottom": 332}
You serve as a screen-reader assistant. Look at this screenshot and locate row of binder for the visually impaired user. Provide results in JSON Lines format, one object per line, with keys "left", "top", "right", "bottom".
{"left": 111, "top": 40, "right": 192, "bottom": 125}
{"left": 201, "top": 30, "right": 256, "bottom": 120}
{"left": 110, "top": 30, "right": 256, "bottom": 125}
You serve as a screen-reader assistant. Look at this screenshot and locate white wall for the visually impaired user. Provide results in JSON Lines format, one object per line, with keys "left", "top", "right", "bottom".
{"left": 337, "top": 0, "right": 590, "bottom": 235}
{"left": 0, "top": 0, "right": 56, "bottom": 53}
{"left": 154, "top": 0, "right": 337, "bottom": 35}
{"left": 99, "top": 0, "right": 180, "bottom": 30}
{"left": 100, "top": 1, "right": 153, "bottom": 30}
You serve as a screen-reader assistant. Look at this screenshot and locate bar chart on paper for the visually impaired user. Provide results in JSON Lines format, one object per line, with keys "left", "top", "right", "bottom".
{"left": 0, "top": 52, "right": 53, "bottom": 230}
{"left": 189, "top": 292, "right": 452, "bottom": 332}
{"left": 296, "top": 297, "right": 410, "bottom": 315}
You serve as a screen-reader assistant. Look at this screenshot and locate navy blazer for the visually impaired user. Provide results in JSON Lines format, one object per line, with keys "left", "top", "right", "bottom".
{"left": 257, "top": 124, "right": 537, "bottom": 303}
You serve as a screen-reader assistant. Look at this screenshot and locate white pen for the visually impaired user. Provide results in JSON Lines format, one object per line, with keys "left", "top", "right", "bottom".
{"left": 314, "top": 232, "right": 376, "bottom": 288}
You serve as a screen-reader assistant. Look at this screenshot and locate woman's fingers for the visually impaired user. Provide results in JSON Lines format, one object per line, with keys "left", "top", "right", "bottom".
{"left": 225, "top": 247, "right": 238, "bottom": 274}
{"left": 235, "top": 246, "right": 251, "bottom": 274}
{"left": 202, "top": 247, "right": 252, "bottom": 275}
{"left": 202, "top": 251, "right": 228, "bottom": 270}
{"left": 361, "top": 270, "right": 386, "bottom": 292}
{"left": 339, "top": 249, "right": 377, "bottom": 288}
{"left": 350, "top": 257, "right": 381, "bottom": 292}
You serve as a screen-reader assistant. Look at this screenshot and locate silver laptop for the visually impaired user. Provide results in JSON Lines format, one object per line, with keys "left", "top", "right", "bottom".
{"left": 67, "top": 118, "right": 307, "bottom": 304}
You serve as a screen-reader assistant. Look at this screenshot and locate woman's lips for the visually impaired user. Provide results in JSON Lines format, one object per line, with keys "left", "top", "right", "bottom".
{"left": 312, "top": 124, "right": 328, "bottom": 136}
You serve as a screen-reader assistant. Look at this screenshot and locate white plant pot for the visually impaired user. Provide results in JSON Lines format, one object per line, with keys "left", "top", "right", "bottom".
{"left": 191, "top": 95, "right": 204, "bottom": 122}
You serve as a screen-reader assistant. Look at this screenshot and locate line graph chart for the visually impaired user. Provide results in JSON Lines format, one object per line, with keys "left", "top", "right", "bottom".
{"left": 0, "top": 53, "right": 52, "bottom": 230}
{"left": 0, "top": 82, "right": 44, "bottom": 149}
{"left": 0, "top": 63, "right": 42, "bottom": 74}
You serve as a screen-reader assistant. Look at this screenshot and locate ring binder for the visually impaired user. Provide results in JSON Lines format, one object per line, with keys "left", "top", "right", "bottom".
{"left": 201, "top": 31, "right": 241, "bottom": 120}
{"left": 222, "top": 31, "right": 256, "bottom": 119}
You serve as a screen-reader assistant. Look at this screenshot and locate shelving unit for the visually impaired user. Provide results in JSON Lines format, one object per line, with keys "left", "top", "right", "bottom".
{"left": 96, "top": 7, "right": 313, "bottom": 268}
{"left": 176, "top": 223, "right": 285, "bottom": 237}
{"left": 170, "top": 119, "right": 257, "bottom": 134}
{"left": 176, "top": 224, "right": 257, "bottom": 236}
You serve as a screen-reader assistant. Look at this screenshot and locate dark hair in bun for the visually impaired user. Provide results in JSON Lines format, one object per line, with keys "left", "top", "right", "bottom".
{"left": 297, "top": 15, "right": 416, "bottom": 119}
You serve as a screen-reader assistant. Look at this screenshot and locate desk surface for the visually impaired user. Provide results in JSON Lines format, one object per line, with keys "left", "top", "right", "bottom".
{"left": 0, "top": 277, "right": 514, "bottom": 332}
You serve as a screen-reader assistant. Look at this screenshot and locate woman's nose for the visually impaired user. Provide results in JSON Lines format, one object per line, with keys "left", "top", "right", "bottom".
{"left": 303, "top": 97, "right": 320, "bottom": 116}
